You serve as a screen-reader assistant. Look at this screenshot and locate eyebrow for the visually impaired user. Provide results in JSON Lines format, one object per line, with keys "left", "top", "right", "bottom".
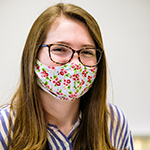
{"left": 55, "top": 41, "right": 95, "bottom": 48}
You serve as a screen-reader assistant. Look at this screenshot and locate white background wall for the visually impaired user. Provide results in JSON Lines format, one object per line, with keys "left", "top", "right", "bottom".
{"left": 0, "top": 0, "right": 150, "bottom": 136}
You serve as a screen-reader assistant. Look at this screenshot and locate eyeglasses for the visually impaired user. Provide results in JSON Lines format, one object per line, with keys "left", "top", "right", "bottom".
{"left": 40, "top": 44, "right": 103, "bottom": 67}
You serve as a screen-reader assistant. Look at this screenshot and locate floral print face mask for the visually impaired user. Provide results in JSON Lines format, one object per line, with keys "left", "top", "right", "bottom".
{"left": 35, "top": 59, "right": 97, "bottom": 101}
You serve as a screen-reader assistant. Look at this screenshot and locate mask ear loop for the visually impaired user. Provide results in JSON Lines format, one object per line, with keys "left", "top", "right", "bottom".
{"left": 36, "top": 79, "right": 61, "bottom": 100}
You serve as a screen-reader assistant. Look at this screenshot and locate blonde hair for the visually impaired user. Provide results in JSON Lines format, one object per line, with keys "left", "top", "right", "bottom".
{"left": 8, "top": 3, "right": 116, "bottom": 149}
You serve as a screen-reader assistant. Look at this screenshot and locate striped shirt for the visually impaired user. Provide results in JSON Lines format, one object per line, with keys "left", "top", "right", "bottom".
{"left": 0, "top": 103, "right": 134, "bottom": 150}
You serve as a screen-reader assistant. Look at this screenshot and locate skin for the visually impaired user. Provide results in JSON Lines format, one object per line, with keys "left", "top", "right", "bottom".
{"left": 38, "top": 15, "right": 95, "bottom": 137}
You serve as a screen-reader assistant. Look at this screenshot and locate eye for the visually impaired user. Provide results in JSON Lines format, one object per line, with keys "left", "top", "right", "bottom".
{"left": 52, "top": 47, "right": 68, "bottom": 52}
{"left": 81, "top": 49, "right": 96, "bottom": 57}
{"left": 50, "top": 45, "right": 72, "bottom": 56}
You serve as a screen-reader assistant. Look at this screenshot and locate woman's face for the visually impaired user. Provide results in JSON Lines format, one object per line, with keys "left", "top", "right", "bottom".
{"left": 38, "top": 16, "right": 95, "bottom": 66}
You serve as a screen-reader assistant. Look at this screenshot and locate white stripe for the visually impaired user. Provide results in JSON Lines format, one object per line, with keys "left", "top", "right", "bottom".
{"left": 47, "top": 130, "right": 58, "bottom": 150}
{"left": 107, "top": 103, "right": 133, "bottom": 149}
{"left": 0, "top": 106, "right": 10, "bottom": 148}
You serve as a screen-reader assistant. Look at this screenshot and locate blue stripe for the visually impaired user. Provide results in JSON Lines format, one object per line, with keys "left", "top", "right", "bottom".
{"left": 114, "top": 105, "right": 121, "bottom": 148}
{"left": 49, "top": 133, "right": 60, "bottom": 150}
{"left": 4, "top": 109, "right": 13, "bottom": 132}
{"left": 120, "top": 120, "right": 128, "bottom": 149}
{"left": 68, "top": 129, "right": 74, "bottom": 140}
{"left": 47, "top": 140, "right": 53, "bottom": 150}
{"left": 57, "top": 130, "right": 72, "bottom": 150}
{"left": 109, "top": 103, "right": 115, "bottom": 144}
{"left": 48, "top": 127, "right": 66, "bottom": 149}
{"left": 4, "top": 109, "right": 9, "bottom": 120}
{"left": 0, "top": 132, "right": 7, "bottom": 150}
{"left": 124, "top": 135, "right": 129, "bottom": 148}
{"left": 116, "top": 110, "right": 125, "bottom": 149}
{"left": 0, "top": 105, "right": 9, "bottom": 111}
{"left": 130, "top": 132, "right": 134, "bottom": 150}
{"left": 0, "top": 111, "right": 8, "bottom": 136}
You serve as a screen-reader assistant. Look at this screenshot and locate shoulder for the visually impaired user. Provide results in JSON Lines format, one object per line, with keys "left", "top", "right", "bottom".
{"left": 0, "top": 105, "right": 14, "bottom": 150}
{"left": 107, "top": 103, "right": 134, "bottom": 150}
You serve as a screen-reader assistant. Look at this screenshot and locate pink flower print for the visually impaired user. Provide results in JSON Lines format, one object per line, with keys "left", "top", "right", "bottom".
{"left": 72, "top": 74, "right": 80, "bottom": 80}
{"left": 58, "top": 69, "right": 67, "bottom": 76}
{"left": 71, "top": 64, "right": 75, "bottom": 69}
{"left": 36, "top": 65, "right": 40, "bottom": 70}
{"left": 73, "top": 77, "right": 76, "bottom": 81}
{"left": 81, "top": 79, "right": 85, "bottom": 85}
{"left": 69, "top": 93, "right": 74, "bottom": 98}
{"left": 73, "top": 74, "right": 76, "bottom": 77}
{"left": 55, "top": 78, "right": 59, "bottom": 81}
{"left": 83, "top": 87, "right": 87, "bottom": 92}
{"left": 72, "top": 74, "right": 77, "bottom": 81}
{"left": 62, "top": 97, "right": 66, "bottom": 100}
{"left": 41, "top": 71, "right": 48, "bottom": 77}
{"left": 67, "top": 79, "right": 71, "bottom": 84}
{"left": 63, "top": 82, "right": 67, "bottom": 86}
{"left": 56, "top": 91, "right": 60, "bottom": 95}
{"left": 52, "top": 67, "right": 55, "bottom": 70}
{"left": 90, "top": 68, "right": 96, "bottom": 72}
{"left": 75, "top": 64, "right": 78, "bottom": 67}
{"left": 46, "top": 85, "right": 50, "bottom": 89}
{"left": 76, "top": 74, "right": 79, "bottom": 79}
{"left": 62, "top": 97, "right": 69, "bottom": 101}
{"left": 60, "top": 71, "right": 64, "bottom": 76}
{"left": 76, "top": 65, "right": 81, "bottom": 70}
{"left": 56, "top": 81, "right": 61, "bottom": 86}
{"left": 74, "top": 92, "right": 78, "bottom": 97}
{"left": 88, "top": 76, "right": 92, "bottom": 82}
{"left": 82, "top": 70, "right": 87, "bottom": 77}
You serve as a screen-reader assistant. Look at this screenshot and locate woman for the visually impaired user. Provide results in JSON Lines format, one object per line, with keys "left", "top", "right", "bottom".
{"left": 0, "top": 3, "right": 134, "bottom": 150}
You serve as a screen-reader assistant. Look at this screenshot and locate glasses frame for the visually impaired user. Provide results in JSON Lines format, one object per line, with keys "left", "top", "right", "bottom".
{"left": 40, "top": 44, "right": 103, "bottom": 67}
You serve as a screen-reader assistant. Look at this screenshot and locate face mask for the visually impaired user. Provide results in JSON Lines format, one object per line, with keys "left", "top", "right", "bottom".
{"left": 35, "top": 60, "right": 97, "bottom": 101}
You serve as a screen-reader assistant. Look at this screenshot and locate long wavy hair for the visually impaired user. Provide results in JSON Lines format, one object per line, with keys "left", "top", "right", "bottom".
{"left": 7, "top": 3, "right": 116, "bottom": 150}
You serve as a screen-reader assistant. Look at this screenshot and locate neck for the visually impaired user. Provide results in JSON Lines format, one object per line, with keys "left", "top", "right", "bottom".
{"left": 39, "top": 88, "right": 80, "bottom": 136}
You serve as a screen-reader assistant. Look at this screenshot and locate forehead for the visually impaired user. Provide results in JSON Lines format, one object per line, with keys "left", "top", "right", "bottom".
{"left": 43, "top": 16, "right": 95, "bottom": 47}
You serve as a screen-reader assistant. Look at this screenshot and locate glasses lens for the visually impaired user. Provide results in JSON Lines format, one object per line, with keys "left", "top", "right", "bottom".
{"left": 50, "top": 45, "right": 72, "bottom": 64}
{"left": 80, "top": 48, "right": 102, "bottom": 66}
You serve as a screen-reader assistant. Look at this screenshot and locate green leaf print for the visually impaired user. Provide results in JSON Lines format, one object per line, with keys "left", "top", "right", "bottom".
{"left": 69, "top": 91, "right": 72, "bottom": 94}
{"left": 53, "top": 75, "right": 57, "bottom": 79}
{"left": 42, "top": 68, "right": 46, "bottom": 71}
{"left": 66, "top": 73, "right": 70, "bottom": 77}
{"left": 64, "top": 64, "right": 68, "bottom": 67}
{"left": 73, "top": 86, "right": 77, "bottom": 89}
{"left": 68, "top": 85, "right": 71, "bottom": 90}
{"left": 79, "top": 69, "right": 82, "bottom": 72}
{"left": 46, "top": 77, "right": 50, "bottom": 80}
{"left": 45, "top": 81, "right": 48, "bottom": 85}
